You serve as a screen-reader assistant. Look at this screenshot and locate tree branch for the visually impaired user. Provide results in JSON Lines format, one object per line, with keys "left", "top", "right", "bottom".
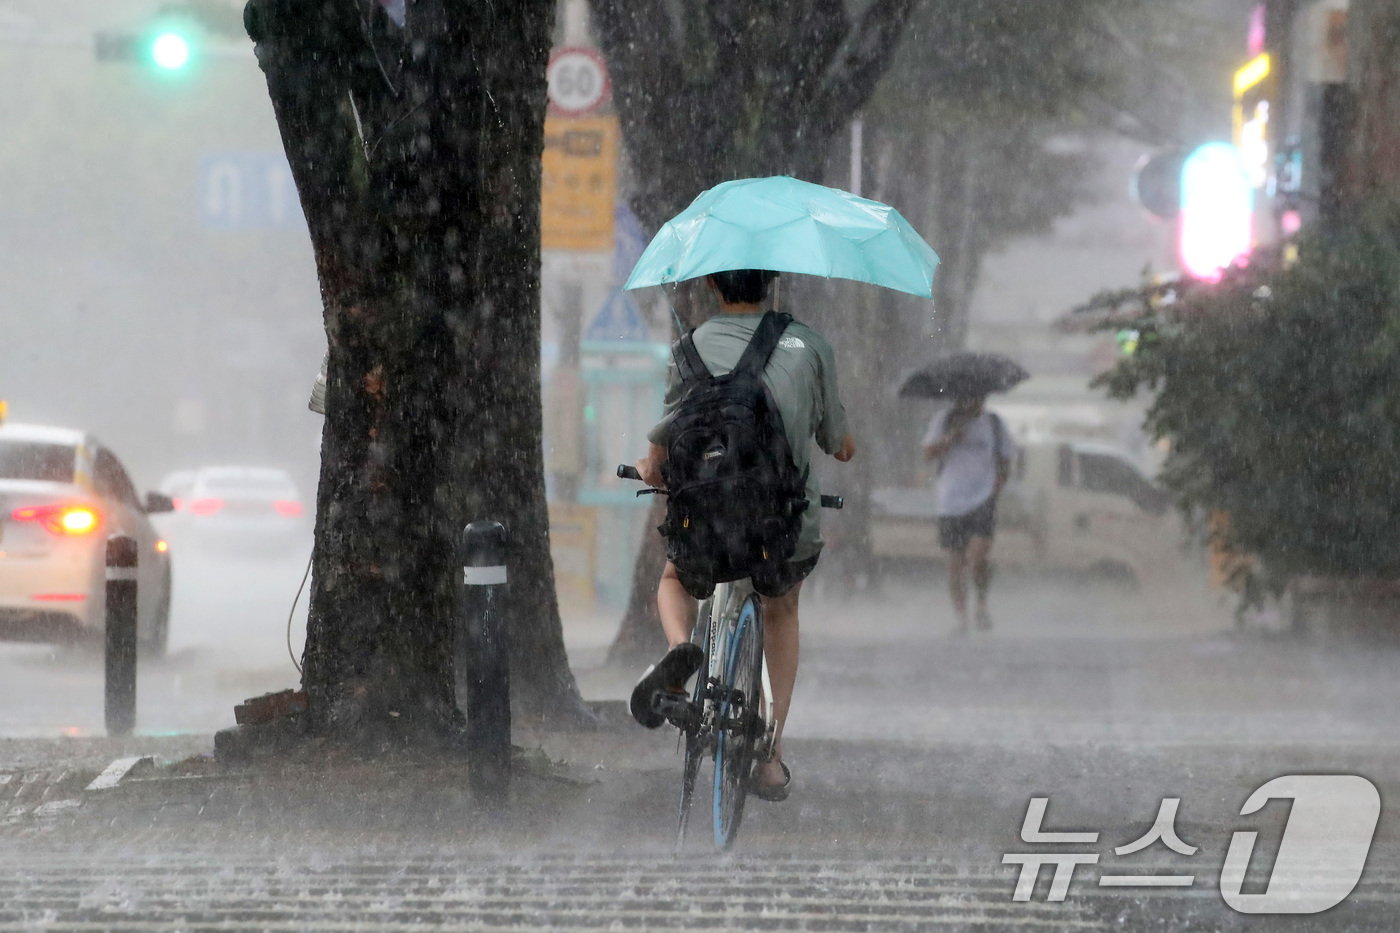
{"left": 800, "top": 0, "right": 916, "bottom": 176}
{"left": 590, "top": 0, "right": 696, "bottom": 230}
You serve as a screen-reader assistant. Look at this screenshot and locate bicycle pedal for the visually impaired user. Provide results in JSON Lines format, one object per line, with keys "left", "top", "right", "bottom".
{"left": 651, "top": 691, "right": 694, "bottom": 729}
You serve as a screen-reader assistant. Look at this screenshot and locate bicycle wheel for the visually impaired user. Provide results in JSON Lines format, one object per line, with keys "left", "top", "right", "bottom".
{"left": 713, "top": 592, "right": 763, "bottom": 848}
{"left": 676, "top": 601, "right": 713, "bottom": 848}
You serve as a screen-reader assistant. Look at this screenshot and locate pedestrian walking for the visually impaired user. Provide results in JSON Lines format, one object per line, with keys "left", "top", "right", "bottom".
{"left": 922, "top": 394, "right": 1016, "bottom": 633}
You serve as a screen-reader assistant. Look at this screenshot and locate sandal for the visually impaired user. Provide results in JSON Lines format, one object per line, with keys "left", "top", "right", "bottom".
{"left": 629, "top": 643, "right": 704, "bottom": 728}
{"left": 748, "top": 760, "right": 792, "bottom": 802}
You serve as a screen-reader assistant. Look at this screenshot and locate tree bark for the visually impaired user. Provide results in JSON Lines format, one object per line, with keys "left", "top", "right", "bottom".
{"left": 604, "top": 498, "right": 670, "bottom": 665}
{"left": 603, "top": 281, "right": 712, "bottom": 664}
{"left": 245, "top": 0, "right": 583, "bottom": 743}
{"left": 1346, "top": 0, "right": 1400, "bottom": 204}
{"left": 592, "top": 0, "right": 915, "bottom": 227}
{"left": 928, "top": 127, "right": 984, "bottom": 354}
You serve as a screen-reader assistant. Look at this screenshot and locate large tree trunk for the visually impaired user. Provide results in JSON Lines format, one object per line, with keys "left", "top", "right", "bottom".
{"left": 605, "top": 282, "right": 712, "bottom": 665}
{"left": 604, "top": 498, "right": 669, "bottom": 665}
{"left": 925, "top": 127, "right": 983, "bottom": 355}
{"left": 1346, "top": 0, "right": 1400, "bottom": 203}
{"left": 246, "top": 0, "right": 583, "bottom": 742}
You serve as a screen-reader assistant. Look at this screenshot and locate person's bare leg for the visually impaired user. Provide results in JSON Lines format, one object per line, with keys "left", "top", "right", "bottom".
{"left": 947, "top": 547, "right": 970, "bottom": 632}
{"left": 658, "top": 561, "right": 697, "bottom": 649}
{"left": 968, "top": 536, "right": 993, "bottom": 624}
{"left": 752, "top": 582, "right": 801, "bottom": 787}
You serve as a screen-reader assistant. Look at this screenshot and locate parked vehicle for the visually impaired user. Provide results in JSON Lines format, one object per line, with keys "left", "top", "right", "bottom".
{"left": 159, "top": 467, "right": 308, "bottom": 557}
{"left": 0, "top": 421, "right": 174, "bottom": 654}
{"left": 870, "top": 441, "right": 1193, "bottom": 589}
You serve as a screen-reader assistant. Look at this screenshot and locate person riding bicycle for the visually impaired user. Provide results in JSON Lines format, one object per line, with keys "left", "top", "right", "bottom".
{"left": 630, "top": 268, "right": 856, "bottom": 801}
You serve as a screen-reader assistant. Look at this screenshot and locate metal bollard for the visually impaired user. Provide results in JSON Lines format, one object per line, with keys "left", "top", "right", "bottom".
{"left": 458, "top": 521, "right": 511, "bottom": 799}
{"left": 104, "top": 534, "right": 139, "bottom": 737}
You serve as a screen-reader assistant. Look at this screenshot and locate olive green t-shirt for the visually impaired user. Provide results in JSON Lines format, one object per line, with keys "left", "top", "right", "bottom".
{"left": 647, "top": 313, "right": 850, "bottom": 561}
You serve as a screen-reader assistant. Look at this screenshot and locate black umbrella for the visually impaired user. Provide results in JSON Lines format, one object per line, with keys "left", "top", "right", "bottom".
{"left": 898, "top": 352, "right": 1029, "bottom": 399}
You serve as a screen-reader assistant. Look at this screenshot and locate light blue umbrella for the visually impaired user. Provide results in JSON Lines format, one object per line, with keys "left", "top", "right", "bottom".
{"left": 623, "top": 176, "right": 939, "bottom": 298}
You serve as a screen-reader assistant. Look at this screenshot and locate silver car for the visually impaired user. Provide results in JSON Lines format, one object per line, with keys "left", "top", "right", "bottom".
{"left": 159, "top": 466, "right": 308, "bottom": 557}
{"left": 0, "top": 421, "right": 174, "bottom": 655}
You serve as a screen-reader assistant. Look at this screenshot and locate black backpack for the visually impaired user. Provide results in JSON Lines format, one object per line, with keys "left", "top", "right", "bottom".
{"left": 659, "top": 311, "right": 809, "bottom": 598}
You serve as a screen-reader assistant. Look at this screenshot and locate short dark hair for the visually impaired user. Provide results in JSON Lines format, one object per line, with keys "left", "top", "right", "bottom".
{"left": 709, "top": 269, "right": 776, "bottom": 304}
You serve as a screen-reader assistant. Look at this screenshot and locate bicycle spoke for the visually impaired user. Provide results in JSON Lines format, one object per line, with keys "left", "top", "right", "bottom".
{"left": 676, "top": 600, "right": 715, "bottom": 851}
{"left": 713, "top": 591, "right": 763, "bottom": 849}
{"left": 676, "top": 734, "right": 700, "bottom": 848}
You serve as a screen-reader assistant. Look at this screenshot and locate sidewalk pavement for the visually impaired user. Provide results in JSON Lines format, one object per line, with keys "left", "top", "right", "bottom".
{"left": 5, "top": 724, "right": 1400, "bottom": 931}
{"left": 5, "top": 575, "right": 1400, "bottom": 929}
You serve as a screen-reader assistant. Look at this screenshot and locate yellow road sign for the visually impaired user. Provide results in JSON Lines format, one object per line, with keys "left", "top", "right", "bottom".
{"left": 542, "top": 114, "right": 618, "bottom": 252}
{"left": 548, "top": 503, "right": 597, "bottom": 609}
{"left": 1233, "top": 53, "right": 1270, "bottom": 97}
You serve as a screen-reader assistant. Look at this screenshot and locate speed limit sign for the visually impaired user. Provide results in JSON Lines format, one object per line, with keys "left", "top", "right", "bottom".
{"left": 547, "top": 46, "right": 611, "bottom": 117}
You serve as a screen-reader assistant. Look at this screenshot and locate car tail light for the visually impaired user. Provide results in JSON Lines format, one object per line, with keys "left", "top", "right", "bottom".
{"left": 171, "top": 497, "right": 184, "bottom": 511}
{"left": 32, "top": 593, "right": 87, "bottom": 602}
{"left": 11, "top": 504, "right": 101, "bottom": 535}
{"left": 273, "top": 500, "right": 304, "bottom": 517}
{"left": 188, "top": 497, "right": 223, "bottom": 516}
{"left": 156, "top": 540, "right": 169, "bottom": 553}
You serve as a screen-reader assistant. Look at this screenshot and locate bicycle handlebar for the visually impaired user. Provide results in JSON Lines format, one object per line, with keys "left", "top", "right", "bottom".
{"left": 617, "top": 464, "right": 843, "bottom": 509}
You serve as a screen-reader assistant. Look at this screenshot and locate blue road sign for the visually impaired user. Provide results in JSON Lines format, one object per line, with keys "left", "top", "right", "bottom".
{"left": 199, "top": 153, "right": 306, "bottom": 231}
{"left": 584, "top": 288, "right": 648, "bottom": 342}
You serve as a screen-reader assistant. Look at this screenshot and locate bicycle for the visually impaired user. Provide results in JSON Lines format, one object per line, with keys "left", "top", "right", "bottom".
{"left": 618, "top": 463, "right": 841, "bottom": 849}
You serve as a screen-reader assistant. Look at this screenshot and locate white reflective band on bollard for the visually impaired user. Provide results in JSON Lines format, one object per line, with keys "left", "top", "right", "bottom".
{"left": 463, "top": 565, "right": 507, "bottom": 586}
{"left": 105, "top": 567, "right": 138, "bottom": 581}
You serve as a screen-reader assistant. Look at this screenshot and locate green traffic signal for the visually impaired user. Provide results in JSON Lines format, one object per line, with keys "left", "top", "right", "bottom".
{"left": 150, "top": 32, "right": 191, "bottom": 71}
{"left": 94, "top": 26, "right": 196, "bottom": 75}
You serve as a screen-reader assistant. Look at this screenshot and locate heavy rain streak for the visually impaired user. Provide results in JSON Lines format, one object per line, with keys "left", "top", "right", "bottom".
{"left": 3, "top": 0, "right": 1400, "bottom": 929}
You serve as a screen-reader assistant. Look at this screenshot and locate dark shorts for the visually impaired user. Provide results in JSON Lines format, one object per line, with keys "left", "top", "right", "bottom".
{"left": 938, "top": 497, "right": 997, "bottom": 551}
{"left": 670, "top": 549, "right": 820, "bottom": 600}
{"left": 751, "top": 553, "right": 820, "bottom": 598}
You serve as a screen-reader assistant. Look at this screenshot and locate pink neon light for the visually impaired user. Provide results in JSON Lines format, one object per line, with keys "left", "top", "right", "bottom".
{"left": 1179, "top": 143, "right": 1254, "bottom": 281}
{"left": 1248, "top": 5, "right": 1266, "bottom": 57}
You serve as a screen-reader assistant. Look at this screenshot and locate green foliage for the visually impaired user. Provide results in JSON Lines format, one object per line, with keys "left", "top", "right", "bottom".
{"left": 857, "top": 0, "right": 1233, "bottom": 351}
{"left": 1094, "top": 206, "right": 1400, "bottom": 584}
{"left": 872, "top": 0, "right": 1232, "bottom": 143}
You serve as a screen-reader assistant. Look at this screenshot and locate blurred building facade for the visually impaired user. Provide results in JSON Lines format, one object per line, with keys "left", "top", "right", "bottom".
{"left": 0, "top": 0, "right": 325, "bottom": 498}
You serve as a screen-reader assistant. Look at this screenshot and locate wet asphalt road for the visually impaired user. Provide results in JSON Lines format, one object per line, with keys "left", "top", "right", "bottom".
{"left": 0, "top": 538, "right": 310, "bottom": 738}
{"left": 3, "top": 562, "right": 1400, "bottom": 930}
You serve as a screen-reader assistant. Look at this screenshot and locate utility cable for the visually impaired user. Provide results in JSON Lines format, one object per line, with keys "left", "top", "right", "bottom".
{"left": 286, "top": 550, "right": 312, "bottom": 675}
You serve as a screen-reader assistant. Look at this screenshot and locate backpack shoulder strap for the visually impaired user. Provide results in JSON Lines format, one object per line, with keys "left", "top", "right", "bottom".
{"left": 673, "top": 331, "right": 711, "bottom": 385}
{"left": 733, "top": 311, "right": 794, "bottom": 378}
{"left": 989, "top": 411, "right": 1005, "bottom": 461}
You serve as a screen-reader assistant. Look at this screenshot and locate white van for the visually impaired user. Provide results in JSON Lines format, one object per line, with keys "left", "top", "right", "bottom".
{"left": 870, "top": 440, "right": 1198, "bottom": 589}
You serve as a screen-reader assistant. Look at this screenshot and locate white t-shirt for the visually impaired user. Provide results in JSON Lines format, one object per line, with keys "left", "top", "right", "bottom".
{"left": 922, "top": 410, "right": 1016, "bottom": 517}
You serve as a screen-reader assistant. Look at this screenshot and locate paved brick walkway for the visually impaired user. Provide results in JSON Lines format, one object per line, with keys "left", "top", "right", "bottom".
{"left": 6, "top": 577, "right": 1400, "bottom": 930}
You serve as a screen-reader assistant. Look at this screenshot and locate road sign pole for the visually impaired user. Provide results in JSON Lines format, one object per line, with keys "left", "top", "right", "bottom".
{"left": 458, "top": 521, "right": 511, "bottom": 802}
{"left": 104, "top": 535, "right": 139, "bottom": 737}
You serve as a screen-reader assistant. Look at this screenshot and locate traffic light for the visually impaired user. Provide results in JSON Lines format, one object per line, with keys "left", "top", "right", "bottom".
{"left": 95, "top": 24, "right": 197, "bottom": 75}
{"left": 150, "top": 31, "right": 192, "bottom": 71}
{"left": 1179, "top": 143, "right": 1253, "bottom": 282}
